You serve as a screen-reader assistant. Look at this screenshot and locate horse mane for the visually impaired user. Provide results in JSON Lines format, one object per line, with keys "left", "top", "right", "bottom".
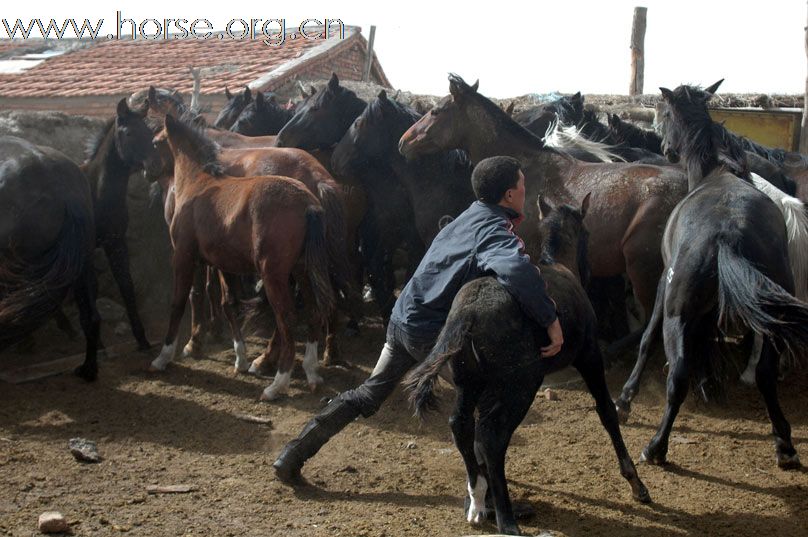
{"left": 366, "top": 93, "right": 421, "bottom": 126}
{"left": 448, "top": 74, "right": 546, "bottom": 148}
{"left": 543, "top": 117, "right": 626, "bottom": 162}
{"left": 86, "top": 117, "right": 115, "bottom": 161}
{"left": 169, "top": 115, "right": 223, "bottom": 176}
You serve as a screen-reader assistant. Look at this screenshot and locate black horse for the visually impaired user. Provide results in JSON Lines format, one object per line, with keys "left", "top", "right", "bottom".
{"left": 0, "top": 136, "right": 101, "bottom": 380}
{"left": 214, "top": 86, "right": 253, "bottom": 130}
{"left": 332, "top": 90, "right": 475, "bottom": 245}
{"left": 80, "top": 98, "right": 162, "bottom": 351}
{"left": 615, "top": 83, "right": 808, "bottom": 470}
{"left": 513, "top": 91, "right": 584, "bottom": 137}
{"left": 230, "top": 90, "right": 295, "bottom": 136}
{"left": 405, "top": 194, "right": 650, "bottom": 535}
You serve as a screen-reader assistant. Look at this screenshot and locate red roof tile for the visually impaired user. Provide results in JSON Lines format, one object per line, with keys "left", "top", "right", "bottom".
{"left": 0, "top": 28, "right": 366, "bottom": 97}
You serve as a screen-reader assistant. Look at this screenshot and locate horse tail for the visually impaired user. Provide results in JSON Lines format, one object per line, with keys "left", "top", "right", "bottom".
{"left": 317, "top": 182, "right": 358, "bottom": 305}
{"left": 750, "top": 173, "right": 808, "bottom": 301}
{"left": 0, "top": 201, "right": 91, "bottom": 348}
{"left": 717, "top": 243, "right": 808, "bottom": 369}
{"left": 403, "top": 315, "right": 473, "bottom": 420}
{"left": 303, "top": 205, "right": 336, "bottom": 319}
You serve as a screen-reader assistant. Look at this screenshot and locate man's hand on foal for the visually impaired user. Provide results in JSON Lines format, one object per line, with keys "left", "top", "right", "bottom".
{"left": 540, "top": 318, "right": 563, "bottom": 358}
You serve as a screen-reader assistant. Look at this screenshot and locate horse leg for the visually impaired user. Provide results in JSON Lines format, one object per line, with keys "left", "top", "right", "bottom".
{"left": 295, "top": 272, "right": 325, "bottom": 390}
{"left": 73, "top": 263, "right": 101, "bottom": 381}
{"left": 259, "top": 275, "right": 297, "bottom": 401}
{"left": 102, "top": 237, "right": 150, "bottom": 350}
{"left": 740, "top": 333, "right": 763, "bottom": 386}
{"left": 182, "top": 264, "right": 208, "bottom": 358}
{"left": 641, "top": 315, "right": 691, "bottom": 465}
{"left": 615, "top": 274, "right": 666, "bottom": 422}
{"left": 150, "top": 249, "right": 196, "bottom": 371}
{"left": 475, "top": 388, "right": 535, "bottom": 536}
{"left": 755, "top": 338, "right": 801, "bottom": 469}
{"left": 449, "top": 381, "right": 485, "bottom": 526}
{"left": 322, "top": 309, "right": 341, "bottom": 367}
{"left": 575, "top": 346, "right": 651, "bottom": 503}
{"left": 54, "top": 306, "right": 78, "bottom": 340}
{"left": 218, "top": 272, "right": 250, "bottom": 374}
{"left": 205, "top": 266, "right": 226, "bottom": 342}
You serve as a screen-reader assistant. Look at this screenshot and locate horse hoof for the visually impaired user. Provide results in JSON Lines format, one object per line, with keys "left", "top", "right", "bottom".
{"left": 260, "top": 388, "right": 285, "bottom": 402}
{"left": 308, "top": 380, "right": 323, "bottom": 393}
{"left": 74, "top": 364, "right": 98, "bottom": 382}
{"left": 615, "top": 401, "right": 631, "bottom": 424}
{"left": 640, "top": 447, "right": 666, "bottom": 466}
{"left": 182, "top": 342, "right": 203, "bottom": 359}
{"left": 500, "top": 523, "right": 522, "bottom": 536}
{"left": 777, "top": 452, "right": 801, "bottom": 470}
{"left": 633, "top": 483, "right": 652, "bottom": 503}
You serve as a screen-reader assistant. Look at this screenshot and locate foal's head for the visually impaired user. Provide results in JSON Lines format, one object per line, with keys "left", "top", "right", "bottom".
{"left": 214, "top": 86, "right": 252, "bottom": 130}
{"left": 146, "top": 86, "right": 189, "bottom": 119}
{"left": 104, "top": 98, "right": 162, "bottom": 178}
{"left": 159, "top": 114, "right": 223, "bottom": 178}
{"left": 332, "top": 90, "right": 421, "bottom": 177}
{"left": 538, "top": 193, "right": 591, "bottom": 286}
{"left": 230, "top": 91, "right": 293, "bottom": 136}
{"left": 276, "top": 73, "right": 366, "bottom": 150}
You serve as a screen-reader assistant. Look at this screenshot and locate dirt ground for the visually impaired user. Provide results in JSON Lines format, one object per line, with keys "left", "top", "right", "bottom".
{"left": 1, "top": 316, "right": 808, "bottom": 537}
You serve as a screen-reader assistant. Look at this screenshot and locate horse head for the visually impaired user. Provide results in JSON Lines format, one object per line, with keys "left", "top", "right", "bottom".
{"left": 537, "top": 193, "right": 591, "bottom": 286}
{"left": 398, "top": 74, "right": 479, "bottom": 160}
{"left": 213, "top": 86, "right": 252, "bottom": 129}
{"left": 114, "top": 98, "right": 163, "bottom": 178}
{"left": 230, "top": 91, "right": 293, "bottom": 136}
{"left": 276, "top": 73, "right": 366, "bottom": 150}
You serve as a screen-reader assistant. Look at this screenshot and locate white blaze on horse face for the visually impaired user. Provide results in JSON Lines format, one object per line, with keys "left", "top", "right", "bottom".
{"left": 151, "top": 342, "right": 176, "bottom": 371}
{"left": 233, "top": 340, "right": 249, "bottom": 373}
{"left": 260, "top": 371, "right": 292, "bottom": 401}
{"left": 302, "top": 341, "right": 322, "bottom": 388}
{"left": 466, "top": 475, "right": 488, "bottom": 525}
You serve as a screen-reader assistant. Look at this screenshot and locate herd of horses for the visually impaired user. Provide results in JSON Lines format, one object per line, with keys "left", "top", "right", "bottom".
{"left": 2, "top": 71, "right": 808, "bottom": 535}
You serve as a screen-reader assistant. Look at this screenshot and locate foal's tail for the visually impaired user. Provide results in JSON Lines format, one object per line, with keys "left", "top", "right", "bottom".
{"left": 403, "top": 315, "right": 473, "bottom": 420}
{"left": 304, "top": 205, "right": 336, "bottom": 319}
{"left": 0, "top": 202, "right": 91, "bottom": 349}
{"left": 717, "top": 243, "right": 808, "bottom": 367}
{"left": 318, "top": 182, "right": 360, "bottom": 310}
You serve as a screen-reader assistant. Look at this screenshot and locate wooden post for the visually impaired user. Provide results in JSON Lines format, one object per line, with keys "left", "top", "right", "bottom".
{"left": 189, "top": 67, "right": 201, "bottom": 112}
{"left": 363, "top": 25, "right": 376, "bottom": 83}
{"left": 801, "top": 1, "right": 808, "bottom": 153}
{"left": 629, "top": 7, "right": 648, "bottom": 97}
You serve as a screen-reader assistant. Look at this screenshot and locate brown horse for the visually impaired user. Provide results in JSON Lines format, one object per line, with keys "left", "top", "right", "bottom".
{"left": 399, "top": 75, "right": 688, "bottom": 324}
{"left": 151, "top": 129, "right": 361, "bottom": 369}
{"left": 150, "top": 114, "right": 335, "bottom": 401}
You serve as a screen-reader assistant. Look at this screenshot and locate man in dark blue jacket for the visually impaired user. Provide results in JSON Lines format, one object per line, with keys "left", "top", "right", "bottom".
{"left": 274, "top": 155, "right": 563, "bottom": 485}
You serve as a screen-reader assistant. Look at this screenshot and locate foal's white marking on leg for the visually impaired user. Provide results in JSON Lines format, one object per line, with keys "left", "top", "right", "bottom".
{"left": 302, "top": 341, "right": 323, "bottom": 388}
{"left": 150, "top": 342, "right": 176, "bottom": 371}
{"left": 260, "top": 371, "right": 292, "bottom": 401}
{"left": 741, "top": 333, "right": 763, "bottom": 386}
{"left": 182, "top": 340, "right": 195, "bottom": 358}
{"left": 233, "top": 340, "right": 249, "bottom": 373}
{"left": 466, "top": 475, "right": 488, "bottom": 525}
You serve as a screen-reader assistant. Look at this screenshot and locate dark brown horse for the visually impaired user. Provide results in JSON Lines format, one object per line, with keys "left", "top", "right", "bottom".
{"left": 0, "top": 136, "right": 100, "bottom": 380}
{"left": 80, "top": 98, "right": 162, "bottom": 351}
{"left": 214, "top": 86, "right": 252, "bottom": 130}
{"left": 399, "top": 75, "right": 688, "bottom": 327}
{"left": 149, "top": 115, "right": 335, "bottom": 401}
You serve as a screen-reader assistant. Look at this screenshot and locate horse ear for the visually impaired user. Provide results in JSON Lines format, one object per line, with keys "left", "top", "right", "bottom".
{"left": 571, "top": 91, "right": 582, "bottom": 103}
{"left": 704, "top": 78, "right": 724, "bottom": 97}
{"left": 225, "top": 86, "right": 233, "bottom": 100}
{"left": 378, "top": 89, "right": 388, "bottom": 101}
{"left": 137, "top": 98, "right": 150, "bottom": 117}
{"left": 255, "top": 91, "right": 264, "bottom": 106}
{"left": 470, "top": 79, "right": 479, "bottom": 93}
{"left": 148, "top": 86, "right": 157, "bottom": 105}
{"left": 164, "top": 113, "right": 179, "bottom": 137}
{"left": 659, "top": 87, "right": 675, "bottom": 101}
{"left": 116, "top": 98, "right": 131, "bottom": 119}
{"left": 328, "top": 73, "right": 340, "bottom": 90}
{"left": 581, "top": 192, "right": 591, "bottom": 219}
{"left": 243, "top": 87, "right": 252, "bottom": 102}
{"left": 537, "top": 195, "right": 554, "bottom": 220}
{"left": 310, "top": 85, "right": 318, "bottom": 96}
{"left": 505, "top": 101, "right": 515, "bottom": 116}
{"left": 267, "top": 93, "right": 277, "bottom": 105}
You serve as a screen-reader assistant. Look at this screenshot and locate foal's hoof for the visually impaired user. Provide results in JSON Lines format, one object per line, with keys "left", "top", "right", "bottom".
{"left": 248, "top": 357, "right": 272, "bottom": 376}
{"left": 632, "top": 482, "right": 652, "bottom": 503}
{"left": 777, "top": 452, "right": 802, "bottom": 470}
{"left": 639, "top": 446, "right": 667, "bottom": 466}
{"left": 74, "top": 363, "right": 98, "bottom": 382}
{"left": 614, "top": 400, "right": 631, "bottom": 424}
{"left": 259, "top": 387, "right": 286, "bottom": 402}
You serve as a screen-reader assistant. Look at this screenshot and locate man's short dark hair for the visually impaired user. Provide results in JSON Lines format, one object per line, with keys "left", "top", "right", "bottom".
{"left": 471, "top": 156, "right": 522, "bottom": 204}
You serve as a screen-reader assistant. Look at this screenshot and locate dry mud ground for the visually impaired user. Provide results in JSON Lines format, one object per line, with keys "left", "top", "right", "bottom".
{"left": 1, "top": 317, "right": 808, "bottom": 537}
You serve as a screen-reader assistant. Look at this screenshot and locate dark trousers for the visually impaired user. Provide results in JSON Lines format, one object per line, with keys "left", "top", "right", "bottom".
{"left": 342, "top": 320, "right": 440, "bottom": 417}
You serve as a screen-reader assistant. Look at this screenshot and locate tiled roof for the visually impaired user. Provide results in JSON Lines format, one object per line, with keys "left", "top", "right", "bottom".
{"left": 0, "top": 27, "right": 366, "bottom": 98}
